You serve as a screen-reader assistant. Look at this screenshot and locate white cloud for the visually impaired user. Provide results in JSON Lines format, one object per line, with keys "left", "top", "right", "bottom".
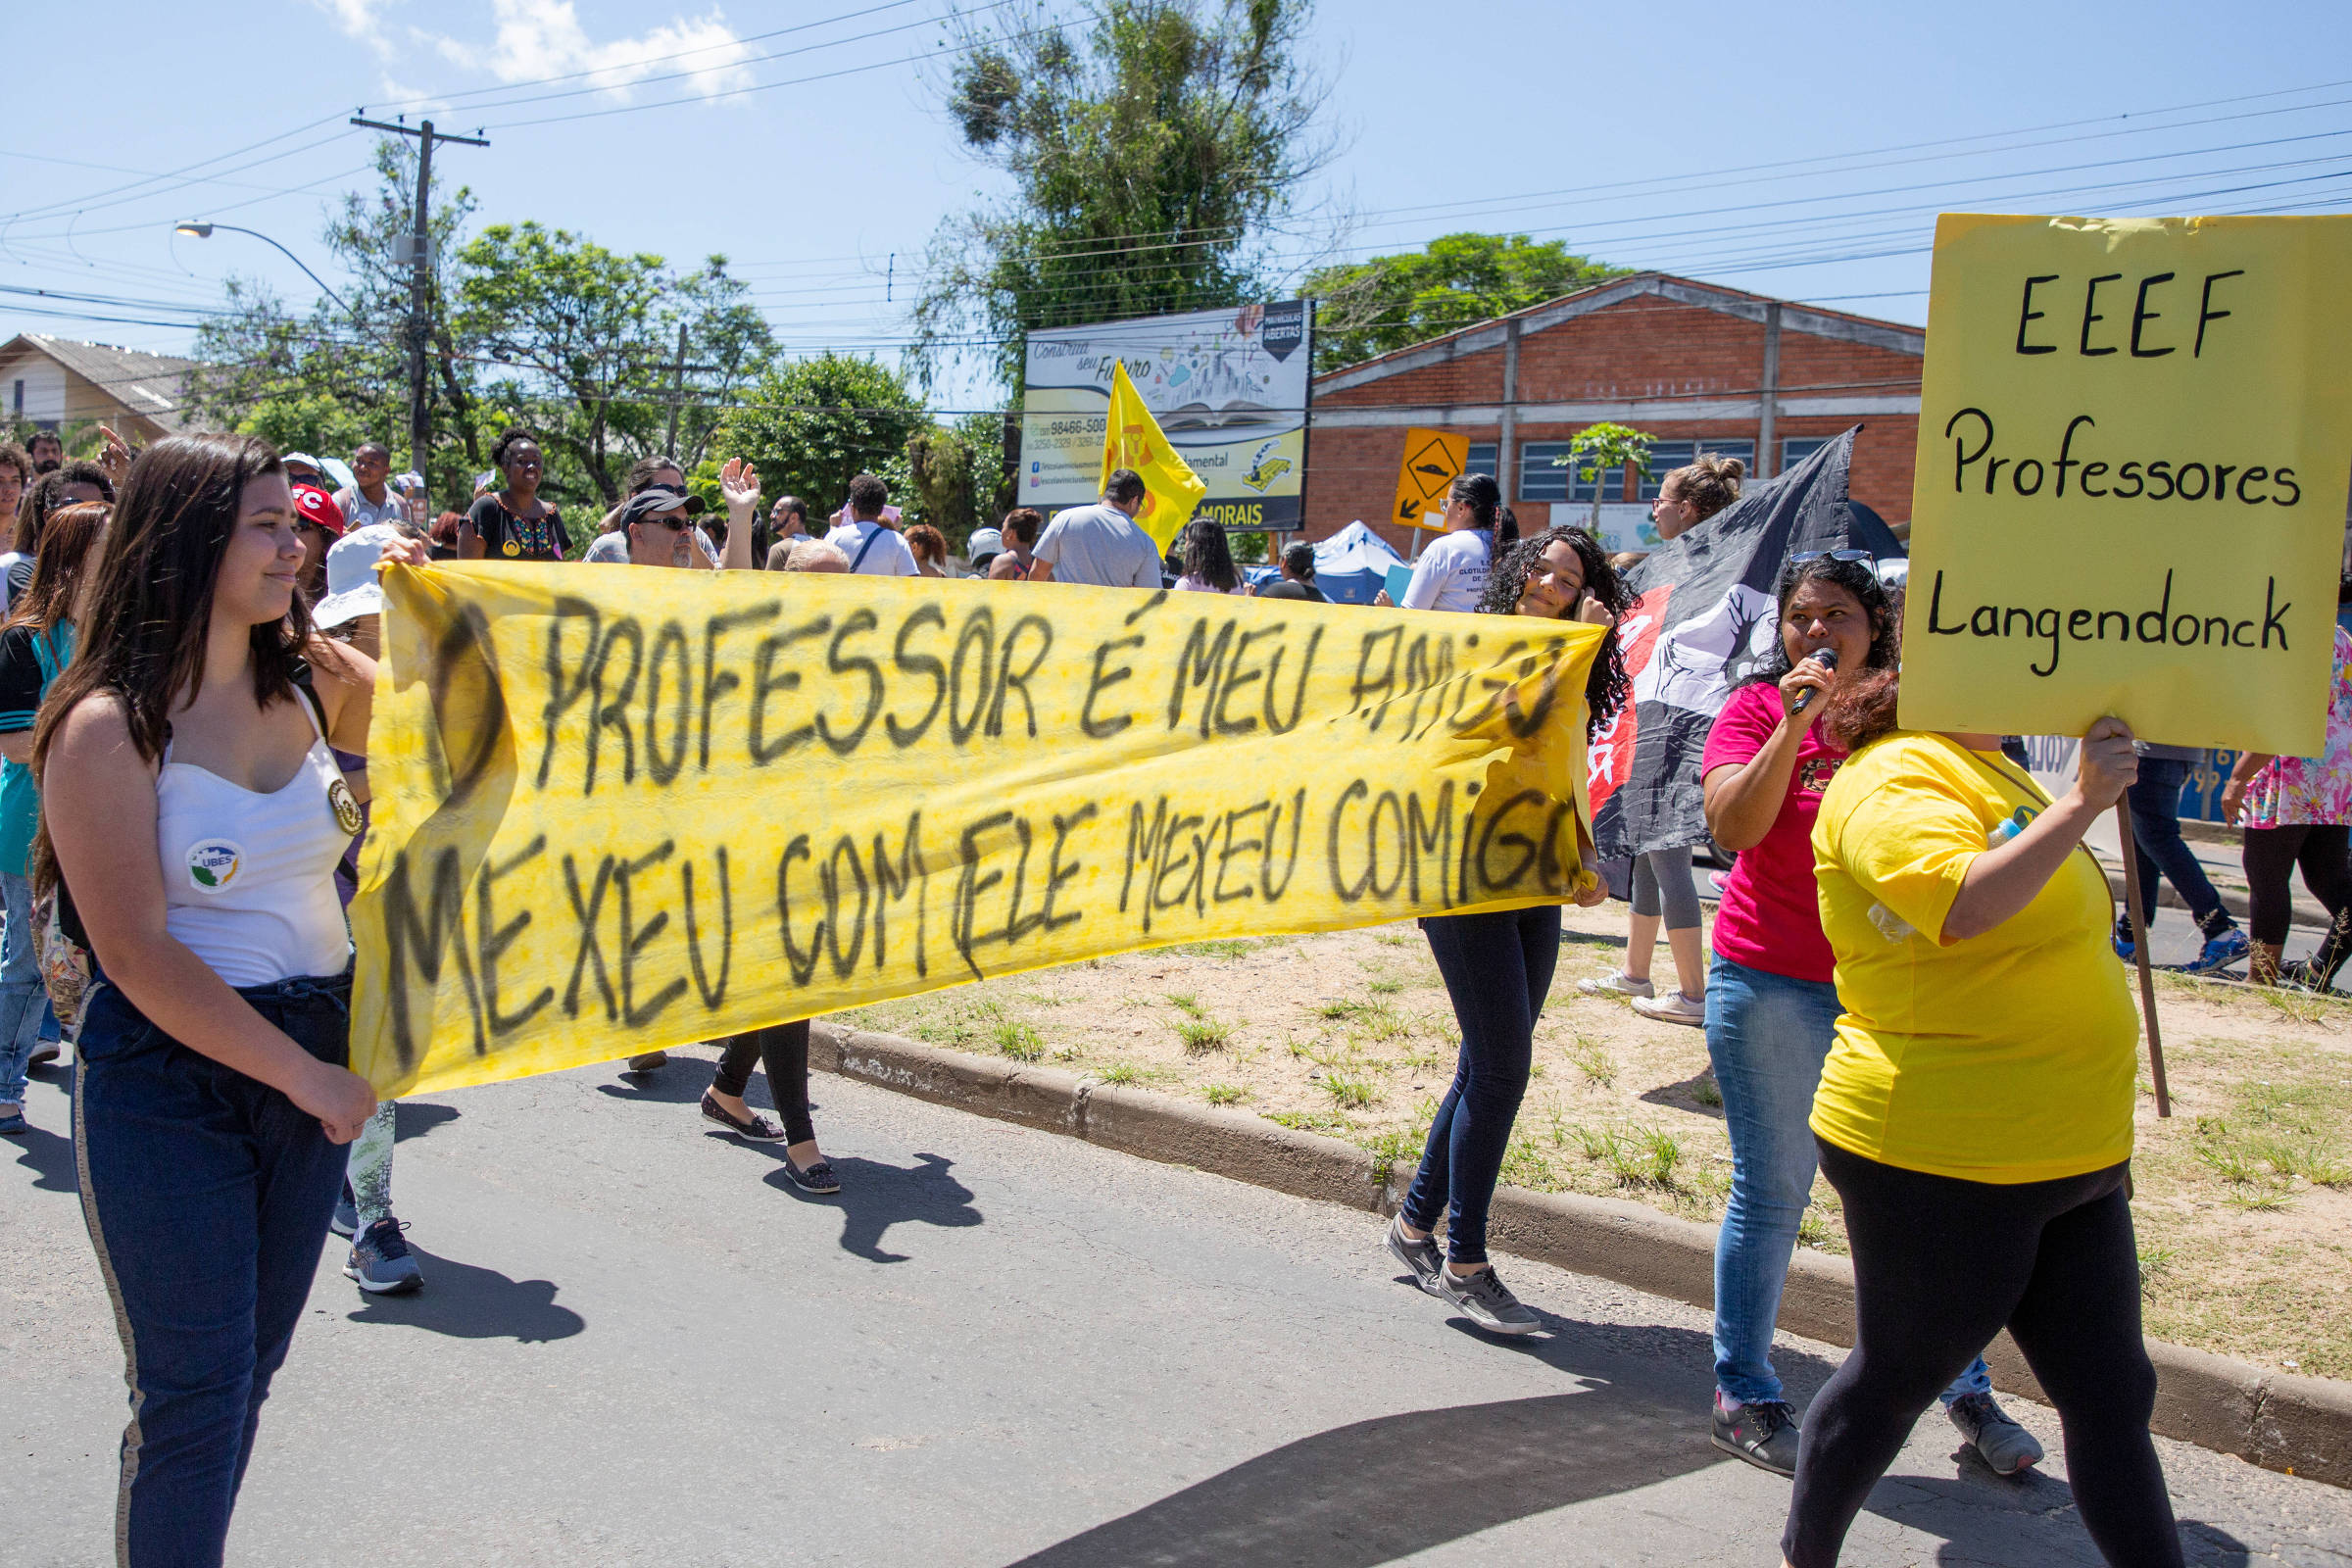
{"left": 312, "top": 0, "right": 397, "bottom": 56}
{"left": 462, "top": 0, "right": 755, "bottom": 101}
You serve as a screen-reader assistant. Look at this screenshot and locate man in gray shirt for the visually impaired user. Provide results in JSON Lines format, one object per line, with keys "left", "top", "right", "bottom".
{"left": 1034, "top": 468, "right": 1166, "bottom": 588}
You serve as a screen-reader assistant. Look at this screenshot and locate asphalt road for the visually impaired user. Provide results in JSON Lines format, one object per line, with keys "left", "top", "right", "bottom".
{"left": 9, "top": 1047, "right": 2350, "bottom": 1567}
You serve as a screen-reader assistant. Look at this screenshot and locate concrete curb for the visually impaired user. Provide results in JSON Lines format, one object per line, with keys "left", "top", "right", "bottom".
{"left": 810, "top": 1020, "right": 2352, "bottom": 1491}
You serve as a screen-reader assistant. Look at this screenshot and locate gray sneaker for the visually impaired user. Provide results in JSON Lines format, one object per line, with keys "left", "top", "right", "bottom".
{"left": 1386, "top": 1213, "right": 1443, "bottom": 1293}
{"left": 1948, "top": 1391, "right": 2043, "bottom": 1476}
{"left": 1430, "top": 1262, "right": 1541, "bottom": 1335}
{"left": 1576, "top": 971, "right": 1654, "bottom": 1000}
{"left": 344, "top": 1217, "right": 424, "bottom": 1296}
{"left": 1711, "top": 1396, "right": 1802, "bottom": 1477}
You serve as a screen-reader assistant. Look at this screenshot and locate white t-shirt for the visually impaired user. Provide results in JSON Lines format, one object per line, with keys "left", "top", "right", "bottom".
{"left": 1399, "top": 527, "right": 1493, "bottom": 613}
{"left": 823, "top": 516, "right": 919, "bottom": 576}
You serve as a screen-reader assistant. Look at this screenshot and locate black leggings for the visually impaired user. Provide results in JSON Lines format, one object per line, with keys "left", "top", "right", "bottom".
{"left": 2241, "top": 823, "right": 2352, "bottom": 966}
{"left": 1784, "top": 1141, "right": 2180, "bottom": 1568}
{"left": 710, "top": 1021, "right": 814, "bottom": 1145}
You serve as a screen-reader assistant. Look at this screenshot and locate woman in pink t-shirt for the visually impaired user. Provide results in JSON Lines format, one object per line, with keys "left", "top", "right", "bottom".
{"left": 1694, "top": 553, "right": 2040, "bottom": 1482}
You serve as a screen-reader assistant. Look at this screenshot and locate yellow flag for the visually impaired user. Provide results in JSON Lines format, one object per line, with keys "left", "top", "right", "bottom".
{"left": 1099, "top": 361, "right": 1207, "bottom": 553}
{"left": 347, "top": 564, "right": 1604, "bottom": 1099}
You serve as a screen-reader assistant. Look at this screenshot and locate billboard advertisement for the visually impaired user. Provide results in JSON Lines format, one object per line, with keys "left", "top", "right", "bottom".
{"left": 1020, "top": 300, "right": 1312, "bottom": 531}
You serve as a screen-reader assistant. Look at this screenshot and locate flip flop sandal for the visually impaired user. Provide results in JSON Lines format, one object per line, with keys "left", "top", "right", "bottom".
{"left": 780, "top": 1155, "right": 841, "bottom": 1195}
{"left": 700, "top": 1092, "right": 784, "bottom": 1142}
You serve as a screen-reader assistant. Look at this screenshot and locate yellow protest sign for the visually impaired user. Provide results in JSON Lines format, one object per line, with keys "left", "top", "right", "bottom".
{"left": 1100, "top": 362, "right": 1207, "bottom": 553}
{"left": 348, "top": 564, "right": 1605, "bottom": 1099}
{"left": 1393, "top": 427, "right": 1468, "bottom": 532}
{"left": 1899, "top": 214, "right": 2352, "bottom": 754}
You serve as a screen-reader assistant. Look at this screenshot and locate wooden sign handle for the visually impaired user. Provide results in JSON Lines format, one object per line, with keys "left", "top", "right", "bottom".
{"left": 2115, "top": 798, "right": 2173, "bottom": 1118}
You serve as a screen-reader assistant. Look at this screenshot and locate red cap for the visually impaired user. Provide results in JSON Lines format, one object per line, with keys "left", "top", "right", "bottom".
{"left": 291, "top": 483, "right": 346, "bottom": 539}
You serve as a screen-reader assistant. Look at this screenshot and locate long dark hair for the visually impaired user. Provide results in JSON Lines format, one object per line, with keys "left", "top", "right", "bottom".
{"left": 32, "top": 433, "right": 312, "bottom": 776}
{"left": 3, "top": 502, "right": 109, "bottom": 634}
{"left": 1741, "top": 554, "right": 1899, "bottom": 690}
{"left": 1478, "top": 524, "right": 1634, "bottom": 739}
{"left": 1177, "top": 517, "right": 1239, "bottom": 591}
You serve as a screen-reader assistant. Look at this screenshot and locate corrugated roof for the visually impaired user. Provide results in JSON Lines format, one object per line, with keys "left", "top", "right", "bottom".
{"left": 1, "top": 333, "right": 200, "bottom": 429}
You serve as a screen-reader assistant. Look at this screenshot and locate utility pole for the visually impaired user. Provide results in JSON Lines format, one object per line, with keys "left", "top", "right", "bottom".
{"left": 350, "top": 115, "right": 489, "bottom": 479}
{"left": 660, "top": 323, "right": 718, "bottom": 461}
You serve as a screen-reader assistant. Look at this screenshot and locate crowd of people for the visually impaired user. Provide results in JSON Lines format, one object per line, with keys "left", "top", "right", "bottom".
{"left": 0, "top": 420, "right": 2337, "bottom": 1568}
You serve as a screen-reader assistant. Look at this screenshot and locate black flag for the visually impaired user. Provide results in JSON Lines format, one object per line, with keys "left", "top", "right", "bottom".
{"left": 1588, "top": 428, "right": 1902, "bottom": 860}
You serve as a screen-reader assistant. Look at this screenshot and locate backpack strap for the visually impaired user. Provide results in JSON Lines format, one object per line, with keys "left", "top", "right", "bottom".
{"left": 849, "top": 524, "right": 885, "bottom": 573}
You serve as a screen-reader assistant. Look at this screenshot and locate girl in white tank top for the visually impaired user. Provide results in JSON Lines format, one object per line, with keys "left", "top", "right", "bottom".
{"left": 157, "top": 679, "right": 359, "bottom": 988}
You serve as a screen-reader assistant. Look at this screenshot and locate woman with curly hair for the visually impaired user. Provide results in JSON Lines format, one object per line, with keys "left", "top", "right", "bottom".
{"left": 460, "top": 426, "right": 569, "bottom": 562}
{"left": 1386, "top": 524, "right": 1627, "bottom": 1334}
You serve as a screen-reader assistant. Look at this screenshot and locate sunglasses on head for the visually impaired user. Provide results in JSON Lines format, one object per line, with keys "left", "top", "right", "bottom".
{"left": 1791, "top": 549, "right": 1876, "bottom": 564}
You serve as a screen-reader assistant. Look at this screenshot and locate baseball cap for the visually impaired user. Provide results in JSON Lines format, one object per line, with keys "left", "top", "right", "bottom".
{"left": 313, "top": 523, "right": 405, "bottom": 628}
{"left": 282, "top": 451, "right": 324, "bottom": 476}
{"left": 615, "top": 486, "right": 703, "bottom": 528}
{"left": 291, "top": 484, "right": 346, "bottom": 539}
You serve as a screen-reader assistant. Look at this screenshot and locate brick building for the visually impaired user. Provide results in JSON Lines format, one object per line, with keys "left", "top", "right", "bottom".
{"left": 1302, "top": 272, "right": 1924, "bottom": 553}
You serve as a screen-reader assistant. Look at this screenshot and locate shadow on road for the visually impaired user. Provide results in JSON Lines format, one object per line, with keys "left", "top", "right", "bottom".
{"left": 753, "top": 1149, "right": 983, "bottom": 1263}
{"left": 1862, "top": 1469, "right": 2252, "bottom": 1566}
{"left": 394, "top": 1102, "right": 461, "bottom": 1142}
{"left": 7, "top": 1117, "right": 75, "bottom": 1194}
{"left": 1638, "top": 1071, "right": 1725, "bottom": 1122}
{"left": 1004, "top": 1384, "right": 1725, "bottom": 1566}
{"left": 346, "top": 1247, "right": 585, "bottom": 1343}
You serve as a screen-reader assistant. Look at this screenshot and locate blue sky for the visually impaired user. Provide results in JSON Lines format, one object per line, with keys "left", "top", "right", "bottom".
{"left": 5, "top": 0, "right": 2348, "bottom": 410}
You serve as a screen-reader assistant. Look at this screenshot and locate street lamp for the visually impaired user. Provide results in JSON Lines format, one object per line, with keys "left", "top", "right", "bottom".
{"left": 173, "top": 221, "right": 359, "bottom": 320}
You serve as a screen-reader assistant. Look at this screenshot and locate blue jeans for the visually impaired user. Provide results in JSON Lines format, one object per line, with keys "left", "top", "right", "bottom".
{"left": 1402, "top": 904, "right": 1560, "bottom": 1265}
{"left": 1705, "top": 954, "right": 1989, "bottom": 1407}
{"left": 0, "top": 869, "right": 48, "bottom": 1104}
{"left": 2125, "top": 757, "right": 2230, "bottom": 935}
{"left": 74, "top": 969, "right": 353, "bottom": 1568}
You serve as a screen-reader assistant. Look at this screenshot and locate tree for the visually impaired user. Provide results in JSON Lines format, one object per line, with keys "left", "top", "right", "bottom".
{"left": 710, "top": 354, "right": 927, "bottom": 522}
{"left": 1303, "top": 232, "right": 1629, "bottom": 373}
{"left": 454, "top": 223, "right": 771, "bottom": 507}
{"left": 1558, "top": 422, "right": 1655, "bottom": 527}
{"left": 913, "top": 0, "right": 1334, "bottom": 395}
{"left": 188, "top": 138, "right": 475, "bottom": 498}
{"left": 904, "top": 412, "right": 1011, "bottom": 552}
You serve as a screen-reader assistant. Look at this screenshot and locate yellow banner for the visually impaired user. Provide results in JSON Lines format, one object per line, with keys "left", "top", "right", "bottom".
{"left": 1393, "top": 427, "right": 1468, "bottom": 533}
{"left": 348, "top": 565, "right": 1605, "bottom": 1098}
{"left": 1899, "top": 213, "right": 2352, "bottom": 755}
{"left": 1099, "top": 362, "right": 1207, "bottom": 554}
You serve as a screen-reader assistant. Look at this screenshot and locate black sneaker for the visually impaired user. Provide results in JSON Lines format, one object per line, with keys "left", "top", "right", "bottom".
{"left": 1712, "top": 1396, "right": 1802, "bottom": 1477}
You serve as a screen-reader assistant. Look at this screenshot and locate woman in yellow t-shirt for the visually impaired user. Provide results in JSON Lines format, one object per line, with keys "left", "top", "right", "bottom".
{"left": 1779, "top": 670, "right": 2180, "bottom": 1568}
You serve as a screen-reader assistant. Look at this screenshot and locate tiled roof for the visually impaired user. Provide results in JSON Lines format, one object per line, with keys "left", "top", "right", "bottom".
{"left": 3, "top": 333, "right": 200, "bottom": 428}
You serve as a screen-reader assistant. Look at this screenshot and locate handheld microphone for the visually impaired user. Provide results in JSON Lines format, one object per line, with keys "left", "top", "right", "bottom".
{"left": 1789, "top": 647, "right": 1838, "bottom": 715}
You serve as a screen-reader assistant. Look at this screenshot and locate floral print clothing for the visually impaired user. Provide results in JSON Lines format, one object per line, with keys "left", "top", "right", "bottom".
{"left": 2244, "top": 624, "right": 2352, "bottom": 829}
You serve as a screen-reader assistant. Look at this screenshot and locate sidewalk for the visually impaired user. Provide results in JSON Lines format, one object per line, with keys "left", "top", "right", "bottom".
{"left": 2082, "top": 811, "right": 2333, "bottom": 933}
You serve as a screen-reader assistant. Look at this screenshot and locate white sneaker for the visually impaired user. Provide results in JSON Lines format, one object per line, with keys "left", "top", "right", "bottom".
{"left": 1631, "top": 991, "right": 1706, "bottom": 1028}
{"left": 1577, "top": 971, "right": 1654, "bottom": 1000}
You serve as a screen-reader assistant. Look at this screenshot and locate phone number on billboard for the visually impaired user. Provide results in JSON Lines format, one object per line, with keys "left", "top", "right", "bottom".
{"left": 1040, "top": 417, "right": 1108, "bottom": 437}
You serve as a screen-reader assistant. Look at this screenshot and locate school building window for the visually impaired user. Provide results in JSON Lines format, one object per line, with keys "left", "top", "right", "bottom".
{"left": 1638, "top": 439, "right": 1754, "bottom": 500}
{"left": 1519, "top": 440, "right": 1623, "bottom": 503}
{"left": 1782, "top": 436, "right": 1830, "bottom": 471}
{"left": 1464, "top": 441, "right": 1497, "bottom": 479}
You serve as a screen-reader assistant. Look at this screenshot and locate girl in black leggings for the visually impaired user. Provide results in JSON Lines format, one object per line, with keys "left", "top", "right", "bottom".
{"left": 701, "top": 1021, "right": 838, "bottom": 1193}
{"left": 2221, "top": 621, "right": 2352, "bottom": 989}
{"left": 1386, "top": 527, "right": 1630, "bottom": 1333}
{"left": 1792, "top": 674, "right": 2180, "bottom": 1568}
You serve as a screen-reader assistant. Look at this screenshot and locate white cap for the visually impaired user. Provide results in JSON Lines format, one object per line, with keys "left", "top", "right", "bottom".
{"left": 313, "top": 523, "right": 405, "bottom": 628}
{"left": 281, "top": 450, "right": 323, "bottom": 474}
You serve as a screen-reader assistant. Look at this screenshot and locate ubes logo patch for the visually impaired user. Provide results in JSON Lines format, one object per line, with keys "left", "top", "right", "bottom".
{"left": 328, "top": 778, "right": 365, "bottom": 835}
{"left": 187, "top": 840, "right": 242, "bottom": 892}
